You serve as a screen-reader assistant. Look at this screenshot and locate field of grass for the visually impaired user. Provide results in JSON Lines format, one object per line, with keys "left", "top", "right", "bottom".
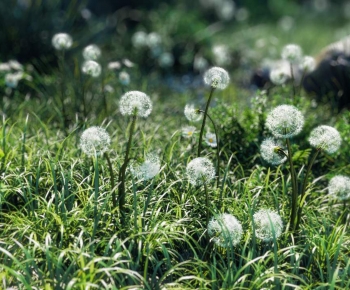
{"left": 2, "top": 1, "right": 350, "bottom": 289}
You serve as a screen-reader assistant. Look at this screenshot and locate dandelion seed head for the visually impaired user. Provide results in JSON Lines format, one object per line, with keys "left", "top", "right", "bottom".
{"left": 119, "top": 91, "right": 152, "bottom": 117}
{"left": 300, "top": 56, "right": 316, "bottom": 72}
{"left": 270, "top": 67, "right": 289, "bottom": 85}
{"left": 281, "top": 44, "right": 302, "bottom": 64}
{"left": 80, "top": 126, "right": 111, "bottom": 157}
{"left": 119, "top": 71, "right": 130, "bottom": 86}
{"left": 208, "top": 213, "right": 243, "bottom": 248}
{"left": 147, "top": 32, "right": 162, "bottom": 48}
{"left": 253, "top": 209, "right": 283, "bottom": 242}
{"left": 328, "top": 175, "right": 350, "bottom": 200}
{"left": 260, "top": 138, "right": 287, "bottom": 165}
{"left": 130, "top": 153, "right": 161, "bottom": 181}
{"left": 132, "top": 31, "right": 148, "bottom": 48}
{"left": 83, "top": 44, "right": 101, "bottom": 60}
{"left": 5, "top": 72, "right": 23, "bottom": 88}
{"left": 184, "top": 104, "right": 202, "bottom": 122}
{"left": 186, "top": 157, "right": 215, "bottom": 186}
{"left": 52, "top": 33, "right": 73, "bottom": 50}
{"left": 308, "top": 125, "right": 341, "bottom": 154}
{"left": 205, "top": 132, "right": 217, "bottom": 148}
{"left": 82, "top": 60, "right": 101, "bottom": 77}
{"left": 203, "top": 67, "right": 230, "bottom": 90}
{"left": 182, "top": 126, "right": 196, "bottom": 138}
{"left": 265, "top": 105, "right": 304, "bottom": 138}
{"left": 108, "top": 61, "right": 121, "bottom": 70}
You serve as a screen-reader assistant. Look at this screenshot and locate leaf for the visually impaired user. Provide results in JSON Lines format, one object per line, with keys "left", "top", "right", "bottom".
{"left": 292, "top": 148, "right": 312, "bottom": 162}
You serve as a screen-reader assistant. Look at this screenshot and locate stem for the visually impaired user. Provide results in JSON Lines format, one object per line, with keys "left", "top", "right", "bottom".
{"left": 101, "top": 70, "right": 108, "bottom": 116}
{"left": 104, "top": 152, "right": 116, "bottom": 208}
{"left": 118, "top": 113, "right": 137, "bottom": 226}
{"left": 92, "top": 155, "right": 99, "bottom": 247}
{"left": 21, "top": 114, "right": 28, "bottom": 170}
{"left": 295, "top": 149, "right": 320, "bottom": 230}
{"left": 59, "top": 50, "right": 68, "bottom": 132}
{"left": 199, "top": 110, "right": 220, "bottom": 187}
{"left": 298, "top": 69, "right": 306, "bottom": 97}
{"left": 290, "top": 63, "right": 296, "bottom": 104}
{"left": 198, "top": 87, "right": 215, "bottom": 157}
{"left": 205, "top": 182, "right": 209, "bottom": 240}
{"left": 286, "top": 138, "right": 298, "bottom": 231}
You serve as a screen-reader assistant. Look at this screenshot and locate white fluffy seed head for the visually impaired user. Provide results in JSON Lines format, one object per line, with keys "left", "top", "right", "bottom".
{"left": 184, "top": 104, "right": 202, "bottom": 122}
{"left": 83, "top": 44, "right": 101, "bottom": 60}
{"left": 270, "top": 67, "right": 289, "bottom": 85}
{"left": 281, "top": 44, "right": 302, "bottom": 64}
{"left": 52, "top": 33, "right": 73, "bottom": 50}
{"left": 205, "top": 132, "right": 217, "bottom": 148}
{"left": 80, "top": 126, "right": 111, "bottom": 157}
{"left": 203, "top": 66, "right": 230, "bottom": 90}
{"left": 328, "top": 175, "right": 350, "bottom": 201}
{"left": 130, "top": 153, "right": 161, "bottom": 181}
{"left": 186, "top": 157, "right": 215, "bottom": 186}
{"left": 265, "top": 105, "right": 304, "bottom": 138}
{"left": 253, "top": 209, "right": 283, "bottom": 242}
{"left": 82, "top": 60, "right": 102, "bottom": 77}
{"left": 182, "top": 126, "right": 196, "bottom": 138}
{"left": 119, "top": 71, "right": 130, "bottom": 86}
{"left": 308, "top": 125, "right": 341, "bottom": 154}
{"left": 208, "top": 213, "right": 243, "bottom": 248}
{"left": 119, "top": 91, "right": 152, "bottom": 118}
{"left": 300, "top": 56, "right": 316, "bottom": 72}
{"left": 260, "top": 138, "right": 287, "bottom": 165}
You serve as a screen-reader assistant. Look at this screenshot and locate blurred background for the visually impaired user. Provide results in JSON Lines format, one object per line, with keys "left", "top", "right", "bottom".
{"left": 2, "top": 0, "right": 350, "bottom": 83}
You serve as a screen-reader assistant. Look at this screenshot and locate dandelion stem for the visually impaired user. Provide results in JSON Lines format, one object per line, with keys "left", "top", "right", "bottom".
{"left": 198, "top": 87, "right": 215, "bottom": 157}
{"left": 290, "top": 63, "right": 296, "bottom": 104}
{"left": 58, "top": 50, "right": 68, "bottom": 133}
{"left": 92, "top": 155, "right": 99, "bottom": 247}
{"left": 295, "top": 149, "right": 320, "bottom": 230}
{"left": 104, "top": 152, "right": 116, "bottom": 208}
{"left": 204, "top": 182, "right": 209, "bottom": 239}
{"left": 286, "top": 138, "right": 298, "bottom": 231}
{"left": 199, "top": 110, "right": 220, "bottom": 187}
{"left": 118, "top": 113, "right": 137, "bottom": 226}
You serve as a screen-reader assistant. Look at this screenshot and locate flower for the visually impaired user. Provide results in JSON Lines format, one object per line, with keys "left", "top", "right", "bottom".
{"left": 83, "top": 44, "right": 101, "bottom": 60}
{"left": 52, "top": 33, "right": 73, "bottom": 50}
{"left": 265, "top": 105, "right": 304, "bottom": 138}
{"left": 186, "top": 157, "right": 215, "bottom": 186}
{"left": 260, "top": 138, "right": 287, "bottom": 165}
{"left": 300, "top": 56, "right": 316, "bottom": 72}
{"left": 132, "top": 31, "right": 148, "bottom": 48}
{"left": 82, "top": 60, "right": 102, "bottom": 77}
{"left": 281, "top": 44, "right": 302, "bottom": 64}
{"left": 119, "top": 71, "right": 130, "bottom": 86}
{"left": 253, "top": 209, "right": 283, "bottom": 242}
{"left": 147, "top": 32, "right": 162, "bottom": 48}
{"left": 203, "top": 67, "right": 230, "bottom": 89}
{"left": 130, "top": 153, "right": 161, "bottom": 181}
{"left": 182, "top": 126, "right": 196, "bottom": 138}
{"left": 328, "top": 175, "right": 350, "bottom": 200}
{"left": 184, "top": 104, "right": 202, "bottom": 122}
{"left": 80, "top": 126, "right": 111, "bottom": 156}
{"left": 158, "top": 52, "right": 174, "bottom": 68}
{"left": 119, "top": 91, "right": 152, "bottom": 117}
{"left": 270, "top": 67, "right": 289, "bottom": 85}
{"left": 108, "top": 61, "right": 121, "bottom": 70}
{"left": 5, "top": 72, "right": 23, "bottom": 88}
{"left": 308, "top": 125, "right": 341, "bottom": 154}
{"left": 208, "top": 213, "right": 243, "bottom": 248}
{"left": 205, "top": 132, "right": 217, "bottom": 148}
{"left": 8, "top": 60, "right": 23, "bottom": 71}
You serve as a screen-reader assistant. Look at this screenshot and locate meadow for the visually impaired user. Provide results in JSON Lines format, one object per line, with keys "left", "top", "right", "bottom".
{"left": 1, "top": 1, "right": 350, "bottom": 289}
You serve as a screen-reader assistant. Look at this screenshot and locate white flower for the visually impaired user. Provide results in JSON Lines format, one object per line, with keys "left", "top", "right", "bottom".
{"left": 253, "top": 209, "right": 283, "bottom": 242}
{"left": 8, "top": 60, "right": 23, "bottom": 71}
{"left": 265, "top": 105, "right": 304, "bottom": 138}
{"left": 212, "top": 44, "right": 231, "bottom": 66}
{"left": 184, "top": 104, "right": 202, "bottom": 122}
{"left": 132, "top": 31, "right": 148, "bottom": 48}
{"left": 158, "top": 52, "right": 174, "bottom": 68}
{"left": 5, "top": 72, "right": 23, "bottom": 88}
{"left": 130, "top": 153, "right": 161, "bottom": 181}
{"left": 308, "top": 125, "right": 341, "bottom": 154}
{"left": 208, "top": 213, "right": 243, "bottom": 248}
{"left": 82, "top": 60, "right": 102, "bottom": 77}
{"left": 300, "top": 56, "right": 316, "bottom": 72}
{"left": 182, "top": 126, "right": 196, "bottom": 138}
{"left": 0, "top": 63, "right": 11, "bottom": 72}
{"left": 52, "top": 33, "right": 73, "bottom": 50}
{"left": 119, "top": 91, "right": 152, "bottom": 117}
{"left": 205, "top": 132, "right": 217, "bottom": 148}
{"left": 215, "top": 0, "right": 235, "bottom": 21}
{"left": 328, "top": 175, "right": 350, "bottom": 200}
{"left": 80, "top": 126, "right": 111, "bottom": 157}
{"left": 203, "top": 66, "right": 230, "bottom": 90}
{"left": 281, "top": 44, "right": 302, "bottom": 64}
{"left": 119, "top": 71, "right": 130, "bottom": 86}
{"left": 108, "top": 61, "right": 121, "bottom": 70}
{"left": 186, "top": 157, "right": 215, "bottom": 186}
{"left": 83, "top": 44, "right": 101, "bottom": 60}
{"left": 147, "top": 32, "right": 162, "bottom": 48}
{"left": 270, "top": 67, "right": 289, "bottom": 85}
{"left": 260, "top": 138, "right": 287, "bottom": 165}
{"left": 193, "top": 55, "right": 208, "bottom": 72}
